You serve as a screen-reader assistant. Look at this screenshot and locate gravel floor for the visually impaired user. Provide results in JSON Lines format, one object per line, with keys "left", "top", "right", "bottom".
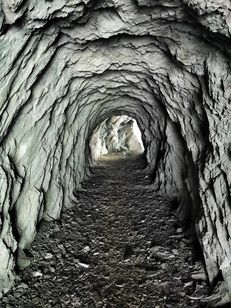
{"left": 0, "top": 154, "right": 210, "bottom": 307}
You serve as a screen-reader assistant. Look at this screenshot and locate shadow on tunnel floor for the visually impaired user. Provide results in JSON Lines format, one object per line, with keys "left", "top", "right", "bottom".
{"left": 0, "top": 154, "right": 212, "bottom": 308}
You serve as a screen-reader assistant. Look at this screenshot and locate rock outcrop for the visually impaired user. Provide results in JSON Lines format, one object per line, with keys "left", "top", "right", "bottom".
{"left": 0, "top": 0, "right": 230, "bottom": 300}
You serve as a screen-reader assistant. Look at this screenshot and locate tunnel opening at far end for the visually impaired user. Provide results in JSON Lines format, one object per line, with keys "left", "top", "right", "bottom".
{"left": 89, "top": 115, "right": 145, "bottom": 163}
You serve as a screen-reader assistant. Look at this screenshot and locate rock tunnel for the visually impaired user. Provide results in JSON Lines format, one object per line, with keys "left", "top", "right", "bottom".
{"left": 0, "top": 0, "right": 231, "bottom": 306}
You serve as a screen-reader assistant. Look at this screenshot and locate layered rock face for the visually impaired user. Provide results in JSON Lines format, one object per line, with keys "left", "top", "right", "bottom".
{"left": 0, "top": 0, "right": 230, "bottom": 299}
{"left": 89, "top": 115, "right": 144, "bottom": 161}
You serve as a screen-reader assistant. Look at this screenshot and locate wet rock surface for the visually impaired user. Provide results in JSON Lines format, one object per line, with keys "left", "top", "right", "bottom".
{"left": 0, "top": 155, "right": 210, "bottom": 307}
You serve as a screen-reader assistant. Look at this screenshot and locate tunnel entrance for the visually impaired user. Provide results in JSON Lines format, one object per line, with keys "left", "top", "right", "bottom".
{"left": 89, "top": 115, "right": 144, "bottom": 162}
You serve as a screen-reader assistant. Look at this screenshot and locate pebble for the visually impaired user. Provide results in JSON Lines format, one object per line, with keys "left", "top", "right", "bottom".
{"left": 150, "top": 246, "right": 162, "bottom": 253}
{"left": 49, "top": 267, "right": 56, "bottom": 273}
{"left": 184, "top": 281, "right": 194, "bottom": 288}
{"left": 172, "top": 249, "right": 179, "bottom": 255}
{"left": 78, "top": 262, "right": 90, "bottom": 269}
{"left": 0, "top": 156, "right": 209, "bottom": 307}
{"left": 17, "top": 283, "right": 28, "bottom": 290}
{"left": 32, "top": 270, "right": 43, "bottom": 278}
{"left": 83, "top": 246, "right": 91, "bottom": 253}
{"left": 44, "top": 253, "right": 53, "bottom": 260}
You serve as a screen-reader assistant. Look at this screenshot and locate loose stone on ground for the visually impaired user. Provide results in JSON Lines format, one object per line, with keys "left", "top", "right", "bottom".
{"left": 0, "top": 155, "right": 210, "bottom": 307}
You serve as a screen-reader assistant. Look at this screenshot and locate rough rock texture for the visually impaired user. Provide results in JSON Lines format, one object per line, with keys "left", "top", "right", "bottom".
{"left": 0, "top": 0, "right": 230, "bottom": 300}
{"left": 0, "top": 155, "right": 210, "bottom": 307}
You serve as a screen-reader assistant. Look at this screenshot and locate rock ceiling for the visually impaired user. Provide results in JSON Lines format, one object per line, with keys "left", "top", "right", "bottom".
{"left": 0, "top": 0, "right": 230, "bottom": 299}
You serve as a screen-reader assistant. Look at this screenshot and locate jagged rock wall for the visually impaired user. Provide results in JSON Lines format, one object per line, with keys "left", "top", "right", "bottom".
{"left": 0, "top": 0, "right": 230, "bottom": 298}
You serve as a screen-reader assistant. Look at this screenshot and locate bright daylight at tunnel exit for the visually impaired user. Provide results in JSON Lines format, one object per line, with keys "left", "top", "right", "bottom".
{"left": 89, "top": 115, "right": 144, "bottom": 162}
{"left": 0, "top": 0, "right": 230, "bottom": 307}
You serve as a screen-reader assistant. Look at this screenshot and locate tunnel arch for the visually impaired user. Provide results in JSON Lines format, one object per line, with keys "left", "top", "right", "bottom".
{"left": 0, "top": 0, "right": 230, "bottom": 302}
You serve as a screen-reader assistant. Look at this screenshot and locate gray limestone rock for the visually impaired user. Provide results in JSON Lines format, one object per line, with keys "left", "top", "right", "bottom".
{"left": 0, "top": 0, "right": 230, "bottom": 302}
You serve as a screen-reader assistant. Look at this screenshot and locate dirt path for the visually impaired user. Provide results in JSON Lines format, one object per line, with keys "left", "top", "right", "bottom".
{"left": 0, "top": 154, "right": 209, "bottom": 308}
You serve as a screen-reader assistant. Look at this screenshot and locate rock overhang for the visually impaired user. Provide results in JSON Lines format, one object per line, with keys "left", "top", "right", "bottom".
{"left": 0, "top": 0, "right": 230, "bottom": 300}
